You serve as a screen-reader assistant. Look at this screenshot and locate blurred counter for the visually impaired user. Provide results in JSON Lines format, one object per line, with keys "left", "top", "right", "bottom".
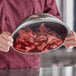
{"left": 40, "top": 47, "right": 76, "bottom": 67}
{"left": 0, "top": 66, "right": 76, "bottom": 76}
{"left": 0, "top": 47, "right": 76, "bottom": 76}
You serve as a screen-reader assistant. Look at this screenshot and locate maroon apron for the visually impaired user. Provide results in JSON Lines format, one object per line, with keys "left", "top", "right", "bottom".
{"left": 0, "top": 0, "right": 60, "bottom": 69}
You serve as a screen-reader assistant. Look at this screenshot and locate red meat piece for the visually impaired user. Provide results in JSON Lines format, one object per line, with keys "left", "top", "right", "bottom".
{"left": 47, "top": 35, "right": 56, "bottom": 44}
{"left": 37, "top": 42, "right": 46, "bottom": 51}
{"left": 34, "top": 42, "right": 39, "bottom": 45}
{"left": 25, "top": 44, "right": 35, "bottom": 52}
{"left": 38, "top": 23, "right": 47, "bottom": 32}
{"left": 15, "top": 44, "right": 21, "bottom": 49}
{"left": 42, "top": 48, "right": 48, "bottom": 52}
{"left": 18, "top": 30, "right": 26, "bottom": 34}
{"left": 36, "top": 35, "right": 47, "bottom": 42}
{"left": 13, "top": 23, "right": 63, "bottom": 53}
{"left": 50, "top": 44, "right": 58, "bottom": 49}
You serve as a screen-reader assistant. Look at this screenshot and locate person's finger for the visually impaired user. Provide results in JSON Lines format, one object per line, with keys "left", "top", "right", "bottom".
{"left": 64, "top": 40, "right": 76, "bottom": 47}
{"left": 0, "top": 46, "right": 10, "bottom": 52}
{"left": 71, "top": 31, "right": 76, "bottom": 35}
{"left": 65, "top": 37, "right": 75, "bottom": 41}
{"left": 64, "top": 41, "right": 68, "bottom": 47}
{"left": 64, "top": 42, "right": 74, "bottom": 49}
{"left": 0, "top": 41, "right": 10, "bottom": 49}
{"left": 64, "top": 39, "right": 76, "bottom": 43}
{"left": 0, "top": 35, "right": 13, "bottom": 46}
{"left": 1, "top": 34, "right": 13, "bottom": 42}
{"left": 0, "top": 39, "right": 13, "bottom": 47}
{"left": 70, "top": 31, "right": 76, "bottom": 38}
{"left": 69, "top": 42, "right": 76, "bottom": 46}
{"left": 2, "top": 32, "right": 12, "bottom": 36}
{"left": 65, "top": 40, "right": 76, "bottom": 44}
{"left": 64, "top": 44, "right": 70, "bottom": 48}
{"left": 0, "top": 36, "right": 13, "bottom": 46}
{"left": 65, "top": 31, "right": 76, "bottom": 39}
{"left": 65, "top": 35, "right": 76, "bottom": 41}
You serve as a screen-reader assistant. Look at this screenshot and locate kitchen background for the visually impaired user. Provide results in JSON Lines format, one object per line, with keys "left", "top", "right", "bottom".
{"left": 0, "top": 0, "right": 75, "bottom": 76}
{"left": 40, "top": 0, "right": 76, "bottom": 76}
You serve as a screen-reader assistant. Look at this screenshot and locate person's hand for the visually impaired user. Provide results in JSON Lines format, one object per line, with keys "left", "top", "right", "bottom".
{"left": 0, "top": 32, "right": 13, "bottom": 52}
{"left": 64, "top": 31, "right": 76, "bottom": 48}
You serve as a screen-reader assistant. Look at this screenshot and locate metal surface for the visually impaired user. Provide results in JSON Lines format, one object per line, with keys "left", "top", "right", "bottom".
{"left": 11, "top": 13, "right": 71, "bottom": 54}
{"left": 0, "top": 66, "right": 76, "bottom": 76}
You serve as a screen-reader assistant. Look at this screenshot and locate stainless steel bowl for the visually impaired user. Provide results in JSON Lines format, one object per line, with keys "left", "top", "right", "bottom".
{"left": 12, "top": 13, "right": 71, "bottom": 54}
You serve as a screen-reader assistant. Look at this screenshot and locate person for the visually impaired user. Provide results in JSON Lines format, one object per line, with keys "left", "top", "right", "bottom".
{"left": 0, "top": 0, "right": 76, "bottom": 69}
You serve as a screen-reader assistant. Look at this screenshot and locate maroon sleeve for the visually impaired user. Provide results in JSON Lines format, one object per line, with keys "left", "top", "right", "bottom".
{"left": 43, "top": 0, "right": 61, "bottom": 20}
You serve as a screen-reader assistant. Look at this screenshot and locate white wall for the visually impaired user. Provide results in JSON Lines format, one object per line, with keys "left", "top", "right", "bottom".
{"left": 56, "top": 0, "right": 74, "bottom": 30}
{"left": 56, "top": 0, "right": 63, "bottom": 19}
{"left": 56, "top": 0, "right": 61, "bottom": 13}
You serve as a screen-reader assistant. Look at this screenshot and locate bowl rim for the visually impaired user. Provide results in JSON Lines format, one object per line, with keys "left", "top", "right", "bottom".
{"left": 11, "top": 13, "right": 71, "bottom": 54}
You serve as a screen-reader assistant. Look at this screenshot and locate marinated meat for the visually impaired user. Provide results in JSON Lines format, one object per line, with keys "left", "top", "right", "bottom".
{"left": 13, "top": 23, "right": 63, "bottom": 53}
